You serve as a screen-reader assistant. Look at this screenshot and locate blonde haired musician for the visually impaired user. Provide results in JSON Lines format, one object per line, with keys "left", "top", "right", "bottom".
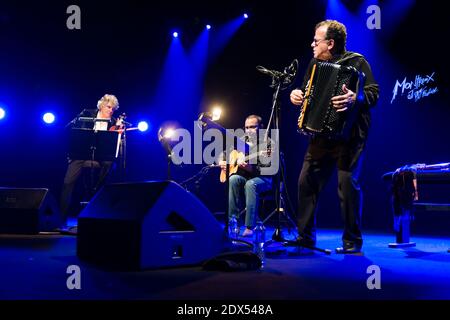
{"left": 59, "top": 94, "right": 124, "bottom": 230}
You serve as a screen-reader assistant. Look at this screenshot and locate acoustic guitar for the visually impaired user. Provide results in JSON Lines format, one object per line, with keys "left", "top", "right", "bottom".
{"left": 219, "top": 149, "right": 270, "bottom": 183}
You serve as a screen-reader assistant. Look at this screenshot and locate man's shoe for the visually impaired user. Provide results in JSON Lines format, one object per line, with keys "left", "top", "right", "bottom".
{"left": 284, "top": 236, "right": 316, "bottom": 248}
{"left": 54, "top": 226, "right": 68, "bottom": 232}
{"left": 57, "top": 226, "right": 78, "bottom": 236}
{"left": 335, "top": 242, "right": 362, "bottom": 254}
{"left": 296, "top": 236, "right": 316, "bottom": 248}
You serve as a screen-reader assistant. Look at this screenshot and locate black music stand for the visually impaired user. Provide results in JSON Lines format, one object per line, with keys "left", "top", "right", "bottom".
{"left": 68, "top": 127, "right": 120, "bottom": 197}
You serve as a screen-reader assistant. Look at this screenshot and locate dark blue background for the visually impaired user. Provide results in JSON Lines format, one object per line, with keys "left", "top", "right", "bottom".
{"left": 0, "top": 0, "right": 448, "bottom": 234}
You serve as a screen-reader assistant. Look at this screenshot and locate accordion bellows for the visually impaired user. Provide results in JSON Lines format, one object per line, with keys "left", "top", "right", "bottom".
{"left": 297, "top": 61, "right": 363, "bottom": 139}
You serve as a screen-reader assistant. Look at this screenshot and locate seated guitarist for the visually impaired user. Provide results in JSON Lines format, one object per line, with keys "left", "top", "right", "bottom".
{"left": 220, "top": 115, "right": 273, "bottom": 237}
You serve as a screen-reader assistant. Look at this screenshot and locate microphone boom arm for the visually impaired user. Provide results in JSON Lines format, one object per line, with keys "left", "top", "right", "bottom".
{"left": 256, "top": 59, "right": 299, "bottom": 89}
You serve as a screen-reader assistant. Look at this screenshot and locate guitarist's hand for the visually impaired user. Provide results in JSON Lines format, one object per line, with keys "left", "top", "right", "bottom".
{"left": 219, "top": 160, "right": 227, "bottom": 171}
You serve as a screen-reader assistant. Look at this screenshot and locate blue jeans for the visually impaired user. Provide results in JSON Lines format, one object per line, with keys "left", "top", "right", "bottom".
{"left": 228, "top": 174, "right": 272, "bottom": 228}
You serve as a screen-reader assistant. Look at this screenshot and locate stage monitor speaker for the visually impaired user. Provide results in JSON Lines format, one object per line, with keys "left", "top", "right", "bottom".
{"left": 77, "top": 181, "right": 225, "bottom": 270}
{"left": 0, "top": 187, "right": 61, "bottom": 234}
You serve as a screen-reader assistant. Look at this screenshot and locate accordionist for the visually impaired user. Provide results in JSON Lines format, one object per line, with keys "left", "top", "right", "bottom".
{"left": 289, "top": 20, "right": 379, "bottom": 254}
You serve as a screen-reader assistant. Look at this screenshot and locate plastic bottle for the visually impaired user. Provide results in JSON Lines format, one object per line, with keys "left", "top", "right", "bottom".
{"left": 228, "top": 216, "right": 239, "bottom": 239}
{"left": 253, "top": 221, "right": 266, "bottom": 267}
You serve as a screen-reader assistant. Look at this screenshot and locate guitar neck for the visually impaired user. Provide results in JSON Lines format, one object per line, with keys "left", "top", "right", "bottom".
{"left": 242, "top": 150, "right": 270, "bottom": 163}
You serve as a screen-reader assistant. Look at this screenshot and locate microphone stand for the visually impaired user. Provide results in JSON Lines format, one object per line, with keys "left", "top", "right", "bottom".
{"left": 65, "top": 109, "right": 86, "bottom": 129}
{"left": 265, "top": 73, "right": 286, "bottom": 243}
{"left": 121, "top": 123, "right": 127, "bottom": 182}
{"left": 117, "top": 114, "right": 132, "bottom": 182}
{"left": 258, "top": 61, "right": 298, "bottom": 243}
{"left": 89, "top": 128, "right": 97, "bottom": 199}
{"left": 167, "top": 152, "right": 172, "bottom": 180}
{"left": 258, "top": 61, "right": 332, "bottom": 255}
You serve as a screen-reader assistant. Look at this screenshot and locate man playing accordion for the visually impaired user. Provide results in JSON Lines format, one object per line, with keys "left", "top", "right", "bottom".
{"left": 290, "top": 20, "right": 379, "bottom": 253}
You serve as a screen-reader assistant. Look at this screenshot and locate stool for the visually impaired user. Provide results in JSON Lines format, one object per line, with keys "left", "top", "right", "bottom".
{"left": 237, "top": 182, "right": 296, "bottom": 231}
{"left": 260, "top": 186, "right": 296, "bottom": 230}
{"left": 383, "top": 168, "right": 450, "bottom": 250}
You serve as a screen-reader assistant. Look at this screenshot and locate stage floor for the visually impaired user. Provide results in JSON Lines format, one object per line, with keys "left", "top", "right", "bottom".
{"left": 1, "top": 228, "right": 449, "bottom": 300}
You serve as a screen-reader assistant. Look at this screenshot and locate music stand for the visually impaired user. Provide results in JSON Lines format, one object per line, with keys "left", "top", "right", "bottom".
{"left": 68, "top": 127, "right": 121, "bottom": 197}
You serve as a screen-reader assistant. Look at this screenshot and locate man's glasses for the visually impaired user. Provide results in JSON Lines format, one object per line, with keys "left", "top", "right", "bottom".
{"left": 245, "top": 125, "right": 258, "bottom": 130}
{"left": 312, "top": 38, "right": 329, "bottom": 46}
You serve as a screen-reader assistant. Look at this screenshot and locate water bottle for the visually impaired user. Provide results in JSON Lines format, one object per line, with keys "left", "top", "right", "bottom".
{"left": 228, "top": 216, "right": 239, "bottom": 239}
{"left": 253, "top": 221, "right": 266, "bottom": 267}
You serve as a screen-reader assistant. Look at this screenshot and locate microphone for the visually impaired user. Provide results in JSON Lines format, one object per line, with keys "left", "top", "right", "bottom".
{"left": 119, "top": 119, "right": 132, "bottom": 126}
{"left": 117, "top": 113, "right": 132, "bottom": 126}
{"left": 256, "top": 59, "right": 299, "bottom": 86}
{"left": 284, "top": 59, "right": 298, "bottom": 77}
{"left": 256, "top": 65, "right": 286, "bottom": 78}
{"left": 65, "top": 108, "right": 88, "bottom": 128}
{"left": 282, "top": 59, "right": 298, "bottom": 83}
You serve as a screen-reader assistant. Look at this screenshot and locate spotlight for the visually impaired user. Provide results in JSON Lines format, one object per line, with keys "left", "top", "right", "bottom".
{"left": 163, "top": 128, "right": 175, "bottom": 139}
{"left": 206, "top": 24, "right": 211, "bottom": 30}
{"left": 158, "top": 126, "right": 178, "bottom": 180}
{"left": 173, "top": 31, "right": 179, "bottom": 38}
{"left": 138, "top": 121, "right": 149, "bottom": 132}
{"left": 43, "top": 112, "right": 55, "bottom": 124}
{"left": 158, "top": 126, "right": 177, "bottom": 143}
{"left": 243, "top": 13, "right": 249, "bottom": 19}
{"left": 0, "top": 107, "right": 5, "bottom": 120}
{"left": 197, "top": 106, "right": 223, "bottom": 130}
{"left": 211, "top": 106, "right": 222, "bottom": 121}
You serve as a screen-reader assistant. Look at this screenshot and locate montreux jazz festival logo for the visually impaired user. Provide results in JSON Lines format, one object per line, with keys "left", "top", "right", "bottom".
{"left": 391, "top": 72, "right": 438, "bottom": 104}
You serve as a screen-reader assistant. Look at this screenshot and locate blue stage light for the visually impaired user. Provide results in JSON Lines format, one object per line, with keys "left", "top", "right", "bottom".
{"left": 0, "top": 107, "right": 5, "bottom": 120}
{"left": 206, "top": 24, "right": 211, "bottom": 30}
{"left": 173, "top": 31, "right": 179, "bottom": 38}
{"left": 138, "top": 121, "right": 149, "bottom": 132}
{"left": 243, "top": 13, "right": 249, "bottom": 19}
{"left": 43, "top": 112, "right": 55, "bottom": 124}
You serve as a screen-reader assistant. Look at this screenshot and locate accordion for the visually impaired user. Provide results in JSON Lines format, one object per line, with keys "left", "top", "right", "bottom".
{"left": 297, "top": 61, "right": 364, "bottom": 139}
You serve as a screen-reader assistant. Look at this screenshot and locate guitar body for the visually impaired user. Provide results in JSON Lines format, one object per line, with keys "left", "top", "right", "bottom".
{"left": 220, "top": 150, "right": 244, "bottom": 183}
{"left": 219, "top": 149, "right": 270, "bottom": 183}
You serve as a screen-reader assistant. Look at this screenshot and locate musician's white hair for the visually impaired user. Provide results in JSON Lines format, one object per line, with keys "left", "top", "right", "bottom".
{"left": 97, "top": 94, "right": 119, "bottom": 110}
